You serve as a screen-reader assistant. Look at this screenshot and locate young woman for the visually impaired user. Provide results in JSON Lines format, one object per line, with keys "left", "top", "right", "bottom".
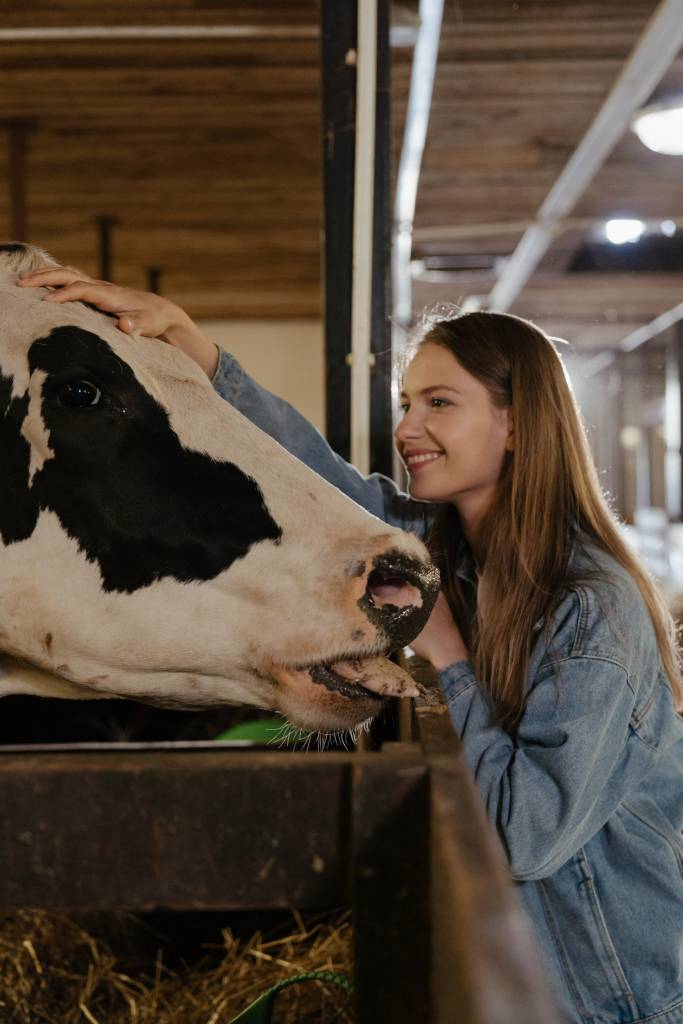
{"left": 19, "top": 268, "right": 683, "bottom": 1024}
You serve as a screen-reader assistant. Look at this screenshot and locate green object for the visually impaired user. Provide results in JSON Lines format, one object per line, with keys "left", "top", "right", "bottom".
{"left": 214, "top": 717, "right": 312, "bottom": 746}
{"left": 228, "top": 971, "right": 353, "bottom": 1024}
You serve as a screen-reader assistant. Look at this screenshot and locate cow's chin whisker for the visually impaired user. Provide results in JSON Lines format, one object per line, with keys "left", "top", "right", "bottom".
{"left": 268, "top": 709, "right": 374, "bottom": 745}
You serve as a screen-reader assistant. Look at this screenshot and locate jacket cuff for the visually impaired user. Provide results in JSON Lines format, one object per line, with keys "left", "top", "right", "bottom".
{"left": 439, "top": 659, "right": 478, "bottom": 702}
{"left": 211, "top": 347, "right": 244, "bottom": 404}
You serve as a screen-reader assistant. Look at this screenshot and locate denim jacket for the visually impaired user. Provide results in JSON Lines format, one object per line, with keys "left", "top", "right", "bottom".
{"left": 213, "top": 349, "right": 683, "bottom": 1024}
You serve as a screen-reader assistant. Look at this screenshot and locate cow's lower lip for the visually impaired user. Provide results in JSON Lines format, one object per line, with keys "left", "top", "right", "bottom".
{"left": 273, "top": 655, "right": 419, "bottom": 702}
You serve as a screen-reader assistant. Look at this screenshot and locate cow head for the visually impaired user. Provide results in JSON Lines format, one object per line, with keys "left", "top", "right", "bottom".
{"left": 0, "top": 243, "right": 439, "bottom": 733}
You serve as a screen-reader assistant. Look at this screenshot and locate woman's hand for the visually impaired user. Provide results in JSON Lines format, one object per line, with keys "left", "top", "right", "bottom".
{"left": 408, "top": 590, "right": 469, "bottom": 670}
{"left": 17, "top": 267, "right": 220, "bottom": 378}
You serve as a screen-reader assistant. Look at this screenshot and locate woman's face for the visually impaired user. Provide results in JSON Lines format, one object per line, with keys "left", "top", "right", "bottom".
{"left": 394, "top": 342, "right": 512, "bottom": 511}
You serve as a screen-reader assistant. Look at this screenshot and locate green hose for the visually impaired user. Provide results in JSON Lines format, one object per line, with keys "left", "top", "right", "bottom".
{"left": 228, "top": 970, "right": 353, "bottom": 1023}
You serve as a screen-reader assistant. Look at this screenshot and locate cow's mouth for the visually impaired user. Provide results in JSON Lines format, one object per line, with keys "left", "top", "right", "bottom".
{"left": 269, "top": 653, "right": 419, "bottom": 731}
{"left": 308, "top": 655, "right": 418, "bottom": 701}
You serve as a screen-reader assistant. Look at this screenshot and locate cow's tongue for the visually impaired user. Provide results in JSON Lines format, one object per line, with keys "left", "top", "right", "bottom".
{"left": 324, "top": 656, "right": 419, "bottom": 698}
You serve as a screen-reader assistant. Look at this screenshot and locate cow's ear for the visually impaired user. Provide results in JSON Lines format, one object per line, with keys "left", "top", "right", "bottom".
{"left": 0, "top": 242, "right": 59, "bottom": 276}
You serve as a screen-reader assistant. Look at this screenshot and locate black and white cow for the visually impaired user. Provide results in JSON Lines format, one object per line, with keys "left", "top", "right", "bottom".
{"left": 0, "top": 243, "right": 439, "bottom": 733}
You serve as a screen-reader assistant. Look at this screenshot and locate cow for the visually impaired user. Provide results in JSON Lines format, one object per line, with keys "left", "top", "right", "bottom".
{"left": 0, "top": 243, "right": 439, "bottom": 735}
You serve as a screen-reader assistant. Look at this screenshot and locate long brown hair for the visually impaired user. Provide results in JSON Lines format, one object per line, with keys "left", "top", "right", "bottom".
{"left": 419, "top": 310, "right": 682, "bottom": 729}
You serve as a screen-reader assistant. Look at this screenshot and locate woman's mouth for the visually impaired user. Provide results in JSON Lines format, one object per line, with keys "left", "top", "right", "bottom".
{"left": 405, "top": 451, "right": 444, "bottom": 473}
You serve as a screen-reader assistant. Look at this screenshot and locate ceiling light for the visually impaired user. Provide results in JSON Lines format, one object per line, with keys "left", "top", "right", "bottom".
{"left": 604, "top": 219, "right": 645, "bottom": 245}
{"left": 632, "top": 100, "right": 683, "bottom": 155}
{"left": 660, "top": 219, "right": 677, "bottom": 237}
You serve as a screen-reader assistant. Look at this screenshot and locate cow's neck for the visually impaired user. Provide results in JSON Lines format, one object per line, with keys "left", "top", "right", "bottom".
{"left": 0, "top": 656, "right": 112, "bottom": 701}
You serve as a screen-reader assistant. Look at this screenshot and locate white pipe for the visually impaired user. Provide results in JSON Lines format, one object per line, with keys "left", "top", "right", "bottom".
{"left": 0, "top": 24, "right": 415, "bottom": 46}
{"left": 0, "top": 25, "right": 318, "bottom": 41}
{"left": 350, "top": 0, "right": 377, "bottom": 475}
{"left": 486, "top": 0, "right": 683, "bottom": 312}
{"left": 392, "top": 0, "right": 444, "bottom": 326}
{"left": 579, "top": 300, "right": 683, "bottom": 380}
{"left": 621, "top": 301, "right": 683, "bottom": 352}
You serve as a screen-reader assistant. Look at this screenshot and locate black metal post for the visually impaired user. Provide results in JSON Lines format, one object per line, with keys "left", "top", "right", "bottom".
{"left": 96, "top": 215, "right": 117, "bottom": 281}
{"left": 320, "top": 0, "right": 393, "bottom": 473}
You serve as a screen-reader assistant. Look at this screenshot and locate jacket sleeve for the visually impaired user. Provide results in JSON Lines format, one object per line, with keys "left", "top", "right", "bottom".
{"left": 211, "top": 347, "right": 433, "bottom": 535}
{"left": 439, "top": 652, "right": 658, "bottom": 881}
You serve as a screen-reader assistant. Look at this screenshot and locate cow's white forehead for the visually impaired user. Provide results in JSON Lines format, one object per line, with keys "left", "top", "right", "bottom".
{"left": 0, "top": 262, "right": 207, "bottom": 402}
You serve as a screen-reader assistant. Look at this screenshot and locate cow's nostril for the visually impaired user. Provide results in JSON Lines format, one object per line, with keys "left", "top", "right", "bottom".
{"left": 367, "top": 570, "right": 423, "bottom": 610}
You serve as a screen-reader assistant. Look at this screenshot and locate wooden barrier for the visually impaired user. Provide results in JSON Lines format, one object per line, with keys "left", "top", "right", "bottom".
{"left": 0, "top": 686, "right": 561, "bottom": 1022}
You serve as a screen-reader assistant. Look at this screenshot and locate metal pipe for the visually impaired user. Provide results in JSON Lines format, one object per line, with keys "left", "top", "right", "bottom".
{"left": 621, "top": 301, "right": 683, "bottom": 353}
{"left": 392, "top": 0, "right": 444, "bottom": 327}
{"left": 484, "top": 0, "right": 683, "bottom": 312}
{"left": 0, "top": 26, "right": 319, "bottom": 41}
{"left": 350, "top": 0, "right": 378, "bottom": 475}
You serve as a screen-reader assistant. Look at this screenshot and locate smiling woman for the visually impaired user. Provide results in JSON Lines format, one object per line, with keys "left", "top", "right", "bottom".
{"left": 16, "top": 267, "right": 683, "bottom": 1024}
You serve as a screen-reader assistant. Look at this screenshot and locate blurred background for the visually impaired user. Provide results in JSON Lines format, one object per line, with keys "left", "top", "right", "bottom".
{"left": 1, "top": 0, "right": 682, "bottom": 600}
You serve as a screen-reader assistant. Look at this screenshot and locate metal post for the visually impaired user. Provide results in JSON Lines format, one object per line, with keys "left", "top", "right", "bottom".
{"left": 7, "top": 121, "right": 32, "bottom": 241}
{"left": 96, "top": 215, "right": 117, "bottom": 281}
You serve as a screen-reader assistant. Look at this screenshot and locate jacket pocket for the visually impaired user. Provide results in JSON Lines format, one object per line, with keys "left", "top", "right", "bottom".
{"left": 538, "top": 849, "right": 641, "bottom": 1023}
{"left": 621, "top": 798, "right": 683, "bottom": 877}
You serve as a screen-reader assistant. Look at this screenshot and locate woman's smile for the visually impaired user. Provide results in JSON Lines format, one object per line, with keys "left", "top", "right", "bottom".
{"left": 404, "top": 449, "right": 444, "bottom": 473}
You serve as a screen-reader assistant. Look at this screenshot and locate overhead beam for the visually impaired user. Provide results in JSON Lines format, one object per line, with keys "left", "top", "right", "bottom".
{"left": 482, "top": 0, "right": 683, "bottom": 312}
{"left": 413, "top": 214, "right": 683, "bottom": 245}
{"left": 0, "top": 23, "right": 415, "bottom": 46}
{"left": 0, "top": 26, "right": 319, "bottom": 41}
{"left": 621, "top": 300, "right": 683, "bottom": 353}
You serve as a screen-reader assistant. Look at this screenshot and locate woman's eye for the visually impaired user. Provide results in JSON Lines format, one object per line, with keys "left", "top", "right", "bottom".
{"left": 430, "top": 397, "right": 450, "bottom": 408}
{"left": 399, "top": 403, "right": 410, "bottom": 413}
{"left": 59, "top": 380, "right": 102, "bottom": 409}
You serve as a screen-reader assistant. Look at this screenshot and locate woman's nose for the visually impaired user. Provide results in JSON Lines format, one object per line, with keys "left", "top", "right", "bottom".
{"left": 394, "top": 409, "right": 425, "bottom": 443}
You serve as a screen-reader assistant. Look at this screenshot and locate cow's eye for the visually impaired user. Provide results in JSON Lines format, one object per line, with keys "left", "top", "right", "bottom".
{"left": 59, "top": 380, "right": 102, "bottom": 409}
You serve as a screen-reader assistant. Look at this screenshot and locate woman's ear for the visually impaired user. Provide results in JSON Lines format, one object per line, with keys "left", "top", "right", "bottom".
{"left": 505, "top": 409, "right": 514, "bottom": 452}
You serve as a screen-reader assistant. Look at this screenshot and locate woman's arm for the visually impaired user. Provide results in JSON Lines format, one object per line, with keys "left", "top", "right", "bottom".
{"left": 211, "top": 347, "right": 432, "bottom": 532}
{"left": 18, "top": 268, "right": 432, "bottom": 533}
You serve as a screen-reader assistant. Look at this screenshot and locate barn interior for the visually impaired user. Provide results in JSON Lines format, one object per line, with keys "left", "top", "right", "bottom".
{"left": 0, "top": 0, "right": 680, "bottom": 744}
{"left": 1, "top": 0, "right": 682, "bottom": 745}
{"left": 1, "top": 5, "right": 681, "bottom": 1021}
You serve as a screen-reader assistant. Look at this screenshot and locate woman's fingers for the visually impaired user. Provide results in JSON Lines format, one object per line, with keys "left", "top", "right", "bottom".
{"left": 15, "top": 269, "right": 215, "bottom": 371}
{"left": 17, "top": 266, "right": 94, "bottom": 287}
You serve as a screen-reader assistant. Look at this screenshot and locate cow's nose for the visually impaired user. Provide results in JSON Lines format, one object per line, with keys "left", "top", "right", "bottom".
{"left": 361, "top": 550, "right": 440, "bottom": 649}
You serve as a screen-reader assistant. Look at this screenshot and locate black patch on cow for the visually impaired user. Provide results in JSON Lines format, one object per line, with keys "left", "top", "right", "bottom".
{"left": 0, "top": 372, "right": 40, "bottom": 543}
{"left": 1, "top": 326, "right": 282, "bottom": 591}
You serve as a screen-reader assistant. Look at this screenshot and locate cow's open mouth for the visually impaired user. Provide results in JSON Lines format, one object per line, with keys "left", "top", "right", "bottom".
{"left": 308, "top": 656, "right": 418, "bottom": 702}
{"left": 269, "top": 653, "right": 419, "bottom": 709}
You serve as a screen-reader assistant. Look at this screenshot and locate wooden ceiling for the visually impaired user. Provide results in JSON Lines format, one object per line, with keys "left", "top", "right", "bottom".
{"left": 0, "top": 1, "right": 681, "bottom": 348}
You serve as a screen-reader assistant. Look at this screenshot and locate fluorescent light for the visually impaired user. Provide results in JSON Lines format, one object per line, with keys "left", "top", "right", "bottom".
{"left": 632, "top": 100, "right": 683, "bottom": 155}
{"left": 604, "top": 218, "right": 645, "bottom": 245}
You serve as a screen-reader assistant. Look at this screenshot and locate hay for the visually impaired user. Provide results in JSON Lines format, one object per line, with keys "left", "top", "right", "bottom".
{"left": 0, "top": 909, "right": 354, "bottom": 1024}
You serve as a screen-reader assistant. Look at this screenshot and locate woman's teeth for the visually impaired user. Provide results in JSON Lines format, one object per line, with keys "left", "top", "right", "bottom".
{"left": 406, "top": 452, "right": 443, "bottom": 467}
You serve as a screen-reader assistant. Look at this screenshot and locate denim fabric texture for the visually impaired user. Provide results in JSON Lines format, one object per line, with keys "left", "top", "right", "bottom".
{"left": 213, "top": 349, "right": 683, "bottom": 1024}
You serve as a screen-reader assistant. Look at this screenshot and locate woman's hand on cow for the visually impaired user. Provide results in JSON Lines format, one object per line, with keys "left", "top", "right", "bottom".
{"left": 16, "top": 268, "right": 220, "bottom": 378}
{"left": 408, "top": 590, "right": 470, "bottom": 670}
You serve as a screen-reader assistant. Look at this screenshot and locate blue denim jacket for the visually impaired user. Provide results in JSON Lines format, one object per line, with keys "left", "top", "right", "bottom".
{"left": 213, "top": 349, "right": 683, "bottom": 1024}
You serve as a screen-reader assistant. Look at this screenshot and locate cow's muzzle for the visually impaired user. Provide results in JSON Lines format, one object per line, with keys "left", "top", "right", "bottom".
{"left": 359, "top": 549, "right": 440, "bottom": 650}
